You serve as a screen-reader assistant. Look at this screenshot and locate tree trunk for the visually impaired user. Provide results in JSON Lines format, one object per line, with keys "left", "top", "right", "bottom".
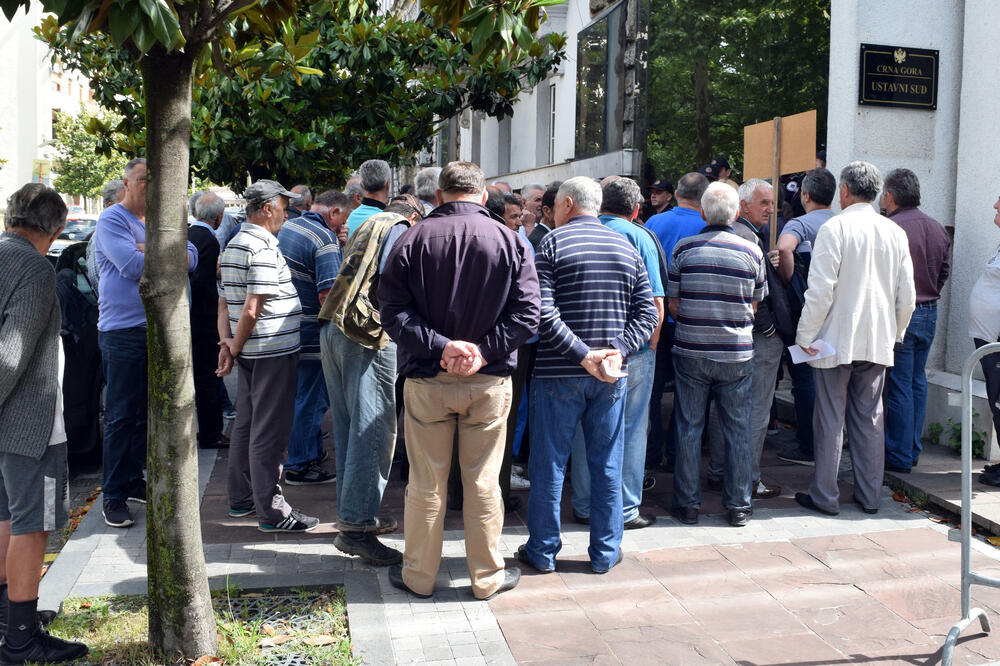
{"left": 139, "top": 50, "right": 218, "bottom": 660}
{"left": 692, "top": 52, "right": 711, "bottom": 166}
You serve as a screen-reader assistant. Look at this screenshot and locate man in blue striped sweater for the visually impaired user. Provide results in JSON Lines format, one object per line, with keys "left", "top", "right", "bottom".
{"left": 668, "top": 182, "right": 768, "bottom": 528}
{"left": 518, "top": 177, "right": 658, "bottom": 575}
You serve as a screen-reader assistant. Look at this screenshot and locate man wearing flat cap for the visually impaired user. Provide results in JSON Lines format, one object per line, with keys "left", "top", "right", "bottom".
{"left": 218, "top": 179, "right": 319, "bottom": 533}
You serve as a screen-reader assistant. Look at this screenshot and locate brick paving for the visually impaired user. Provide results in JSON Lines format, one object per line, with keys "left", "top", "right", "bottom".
{"left": 42, "top": 417, "right": 1000, "bottom": 665}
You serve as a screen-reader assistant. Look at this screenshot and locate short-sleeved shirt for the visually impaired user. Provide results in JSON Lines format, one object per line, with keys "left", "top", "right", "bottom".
{"left": 600, "top": 214, "right": 665, "bottom": 298}
{"left": 221, "top": 223, "right": 301, "bottom": 359}
{"left": 667, "top": 226, "right": 767, "bottom": 363}
{"left": 781, "top": 208, "right": 834, "bottom": 253}
{"left": 277, "top": 212, "right": 342, "bottom": 360}
{"left": 970, "top": 243, "right": 1000, "bottom": 342}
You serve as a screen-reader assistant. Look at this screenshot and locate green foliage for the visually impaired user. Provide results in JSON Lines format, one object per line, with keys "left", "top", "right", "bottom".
{"left": 646, "top": 0, "right": 830, "bottom": 180}
{"left": 51, "top": 106, "right": 128, "bottom": 199}
{"left": 45, "top": 6, "right": 565, "bottom": 192}
{"left": 934, "top": 411, "right": 988, "bottom": 459}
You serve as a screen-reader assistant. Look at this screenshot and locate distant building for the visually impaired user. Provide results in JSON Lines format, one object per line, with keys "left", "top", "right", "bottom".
{"left": 0, "top": 5, "right": 96, "bottom": 209}
{"left": 430, "top": 0, "right": 648, "bottom": 188}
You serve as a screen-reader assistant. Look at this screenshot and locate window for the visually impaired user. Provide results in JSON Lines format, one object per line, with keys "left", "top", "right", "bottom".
{"left": 575, "top": 2, "right": 626, "bottom": 159}
{"left": 549, "top": 83, "right": 557, "bottom": 164}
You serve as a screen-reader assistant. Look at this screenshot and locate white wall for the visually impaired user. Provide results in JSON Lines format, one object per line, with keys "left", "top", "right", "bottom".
{"left": 826, "top": 0, "right": 964, "bottom": 372}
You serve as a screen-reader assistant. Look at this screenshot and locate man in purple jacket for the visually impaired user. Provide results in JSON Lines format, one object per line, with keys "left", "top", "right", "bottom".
{"left": 94, "top": 158, "right": 198, "bottom": 528}
{"left": 881, "top": 169, "right": 950, "bottom": 473}
{"left": 378, "top": 161, "right": 540, "bottom": 601}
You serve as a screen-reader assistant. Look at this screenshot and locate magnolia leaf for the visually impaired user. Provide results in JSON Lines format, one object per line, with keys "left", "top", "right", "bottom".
{"left": 302, "top": 635, "right": 336, "bottom": 646}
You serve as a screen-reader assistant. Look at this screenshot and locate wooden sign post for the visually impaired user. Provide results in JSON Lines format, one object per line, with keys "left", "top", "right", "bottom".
{"left": 743, "top": 109, "right": 817, "bottom": 247}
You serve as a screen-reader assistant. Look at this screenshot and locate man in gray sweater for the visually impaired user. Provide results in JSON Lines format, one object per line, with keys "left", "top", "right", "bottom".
{"left": 0, "top": 184, "right": 88, "bottom": 663}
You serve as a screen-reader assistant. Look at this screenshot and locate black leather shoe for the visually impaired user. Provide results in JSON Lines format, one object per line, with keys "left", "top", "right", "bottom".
{"left": 795, "top": 491, "right": 839, "bottom": 516}
{"left": 481, "top": 567, "right": 521, "bottom": 600}
{"left": 0, "top": 626, "right": 88, "bottom": 664}
{"left": 728, "top": 508, "right": 752, "bottom": 527}
{"left": 388, "top": 564, "right": 432, "bottom": 598}
{"left": 884, "top": 464, "right": 911, "bottom": 474}
{"left": 624, "top": 513, "right": 657, "bottom": 530}
{"left": 571, "top": 510, "right": 589, "bottom": 525}
{"left": 334, "top": 532, "right": 402, "bottom": 566}
{"left": 671, "top": 506, "right": 699, "bottom": 525}
{"left": 593, "top": 547, "right": 624, "bottom": 574}
{"left": 752, "top": 480, "right": 781, "bottom": 499}
{"left": 515, "top": 544, "right": 554, "bottom": 574}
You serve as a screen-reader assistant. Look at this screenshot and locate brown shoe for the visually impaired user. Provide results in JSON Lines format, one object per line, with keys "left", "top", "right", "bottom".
{"left": 752, "top": 480, "right": 781, "bottom": 499}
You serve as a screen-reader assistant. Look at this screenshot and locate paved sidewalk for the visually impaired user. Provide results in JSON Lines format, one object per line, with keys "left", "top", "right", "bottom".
{"left": 41, "top": 427, "right": 1000, "bottom": 665}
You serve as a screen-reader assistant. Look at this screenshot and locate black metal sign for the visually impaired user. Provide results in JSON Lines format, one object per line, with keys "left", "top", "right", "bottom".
{"left": 858, "top": 43, "right": 939, "bottom": 110}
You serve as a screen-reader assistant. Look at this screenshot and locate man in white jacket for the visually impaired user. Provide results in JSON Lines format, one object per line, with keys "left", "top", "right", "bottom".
{"left": 794, "top": 161, "right": 916, "bottom": 516}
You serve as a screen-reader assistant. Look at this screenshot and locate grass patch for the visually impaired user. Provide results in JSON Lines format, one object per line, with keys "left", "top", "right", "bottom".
{"left": 46, "top": 587, "right": 360, "bottom": 665}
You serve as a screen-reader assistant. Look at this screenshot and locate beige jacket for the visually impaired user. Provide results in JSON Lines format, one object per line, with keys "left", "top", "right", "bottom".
{"left": 795, "top": 202, "right": 916, "bottom": 369}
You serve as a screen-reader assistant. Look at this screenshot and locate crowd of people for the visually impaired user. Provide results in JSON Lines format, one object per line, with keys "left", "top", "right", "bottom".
{"left": 1, "top": 149, "right": 986, "bottom": 661}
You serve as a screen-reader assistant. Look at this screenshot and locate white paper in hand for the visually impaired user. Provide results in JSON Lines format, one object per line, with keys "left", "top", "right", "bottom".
{"left": 788, "top": 339, "right": 836, "bottom": 364}
{"left": 601, "top": 357, "right": 628, "bottom": 378}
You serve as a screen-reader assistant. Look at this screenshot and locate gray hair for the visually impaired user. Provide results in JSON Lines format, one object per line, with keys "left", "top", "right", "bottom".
{"left": 701, "top": 182, "right": 740, "bottom": 226}
{"left": 738, "top": 178, "right": 773, "bottom": 204}
{"left": 675, "top": 172, "right": 709, "bottom": 202}
{"left": 188, "top": 191, "right": 206, "bottom": 217}
{"left": 557, "top": 176, "right": 602, "bottom": 215}
{"left": 801, "top": 168, "right": 836, "bottom": 206}
{"left": 840, "top": 161, "right": 882, "bottom": 202}
{"left": 290, "top": 184, "right": 312, "bottom": 209}
{"left": 6, "top": 183, "right": 68, "bottom": 235}
{"left": 101, "top": 179, "right": 124, "bottom": 208}
{"left": 123, "top": 157, "right": 146, "bottom": 178}
{"left": 521, "top": 183, "right": 544, "bottom": 197}
{"left": 314, "top": 189, "right": 349, "bottom": 210}
{"left": 344, "top": 178, "right": 363, "bottom": 204}
{"left": 358, "top": 160, "right": 391, "bottom": 193}
{"left": 601, "top": 177, "right": 642, "bottom": 218}
{"left": 439, "top": 161, "right": 486, "bottom": 195}
{"left": 883, "top": 168, "right": 920, "bottom": 208}
{"left": 195, "top": 192, "right": 225, "bottom": 223}
{"left": 414, "top": 167, "right": 442, "bottom": 200}
{"left": 245, "top": 195, "right": 280, "bottom": 219}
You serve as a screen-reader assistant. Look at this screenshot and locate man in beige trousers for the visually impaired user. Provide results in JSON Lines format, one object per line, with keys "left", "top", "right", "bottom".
{"left": 378, "top": 162, "right": 540, "bottom": 600}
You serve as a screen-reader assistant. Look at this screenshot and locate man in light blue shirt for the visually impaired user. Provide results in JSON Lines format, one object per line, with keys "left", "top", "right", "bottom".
{"left": 569, "top": 177, "right": 664, "bottom": 530}
{"left": 642, "top": 172, "right": 709, "bottom": 474}
{"left": 94, "top": 158, "right": 198, "bottom": 528}
{"left": 345, "top": 160, "right": 390, "bottom": 236}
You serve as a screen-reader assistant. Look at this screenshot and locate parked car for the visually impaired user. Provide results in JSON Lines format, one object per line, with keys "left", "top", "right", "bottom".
{"left": 47, "top": 215, "right": 98, "bottom": 265}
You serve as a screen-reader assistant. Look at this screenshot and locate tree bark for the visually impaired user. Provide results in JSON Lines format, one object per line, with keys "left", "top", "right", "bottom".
{"left": 139, "top": 49, "right": 218, "bottom": 660}
{"left": 692, "top": 52, "right": 711, "bottom": 166}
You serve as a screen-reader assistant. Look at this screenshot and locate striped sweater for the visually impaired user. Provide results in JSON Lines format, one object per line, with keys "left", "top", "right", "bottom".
{"left": 533, "top": 216, "right": 658, "bottom": 378}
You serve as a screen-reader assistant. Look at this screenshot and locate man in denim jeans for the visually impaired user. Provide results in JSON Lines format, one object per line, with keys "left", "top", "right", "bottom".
{"left": 668, "top": 183, "right": 767, "bottom": 527}
{"left": 94, "top": 158, "right": 198, "bottom": 528}
{"left": 519, "top": 177, "right": 657, "bottom": 575}
{"left": 569, "top": 177, "right": 663, "bottom": 530}
{"left": 880, "top": 169, "right": 950, "bottom": 474}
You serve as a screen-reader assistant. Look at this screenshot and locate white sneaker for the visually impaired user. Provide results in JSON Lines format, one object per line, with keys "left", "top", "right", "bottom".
{"left": 510, "top": 470, "right": 531, "bottom": 490}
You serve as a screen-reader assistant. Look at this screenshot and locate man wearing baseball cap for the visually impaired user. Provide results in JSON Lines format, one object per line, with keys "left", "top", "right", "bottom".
{"left": 218, "top": 179, "right": 319, "bottom": 533}
{"left": 648, "top": 180, "right": 674, "bottom": 216}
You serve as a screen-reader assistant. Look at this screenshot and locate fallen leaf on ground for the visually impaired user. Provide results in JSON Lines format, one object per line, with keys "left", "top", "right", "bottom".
{"left": 908, "top": 507, "right": 922, "bottom": 512}
{"left": 79, "top": 602, "right": 91, "bottom": 609}
{"left": 193, "top": 656, "right": 222, "bottom": 665}
{"left": 245, "top": 592, "right": 264, "bottom": 598}
{"left": 987, "top": 536, "right": 1000, "bottom": 547}
{"left": 302, "top": 635, "right": 336, "bottom": 646}
{"left": 261, "top": 624, "right": 275, "bottom": 636}
{"left": 259, "top": 635, "right": 293, "bottom": 647}
{"left": 892, "top": 492, "right": 906, "bottom": 502}
{"left": 929, "top": 515, "right": 949, "bottom": 523}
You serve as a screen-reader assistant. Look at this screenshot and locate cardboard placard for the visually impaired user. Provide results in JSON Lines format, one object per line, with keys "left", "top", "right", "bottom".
{"left": 742, "top": 110, "right": 817, "bottom": 180}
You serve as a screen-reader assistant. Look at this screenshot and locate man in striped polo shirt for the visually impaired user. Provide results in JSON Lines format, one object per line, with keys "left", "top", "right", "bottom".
{"left": 276, "top": 191, "right": 343, "bottom": 485}
{"left": 519, "top": 177, "right": 658, "bottom": 575}
{"left": 218, "top": 180, "right": 318, "bottom": 533}
{"left": 668, "top": 182, "right": 767, "bottom": 528}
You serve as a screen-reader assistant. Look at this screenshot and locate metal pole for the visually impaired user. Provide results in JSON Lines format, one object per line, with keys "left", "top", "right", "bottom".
{"left": 942, "top": 343, "right": 1000, "bottom": 665}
